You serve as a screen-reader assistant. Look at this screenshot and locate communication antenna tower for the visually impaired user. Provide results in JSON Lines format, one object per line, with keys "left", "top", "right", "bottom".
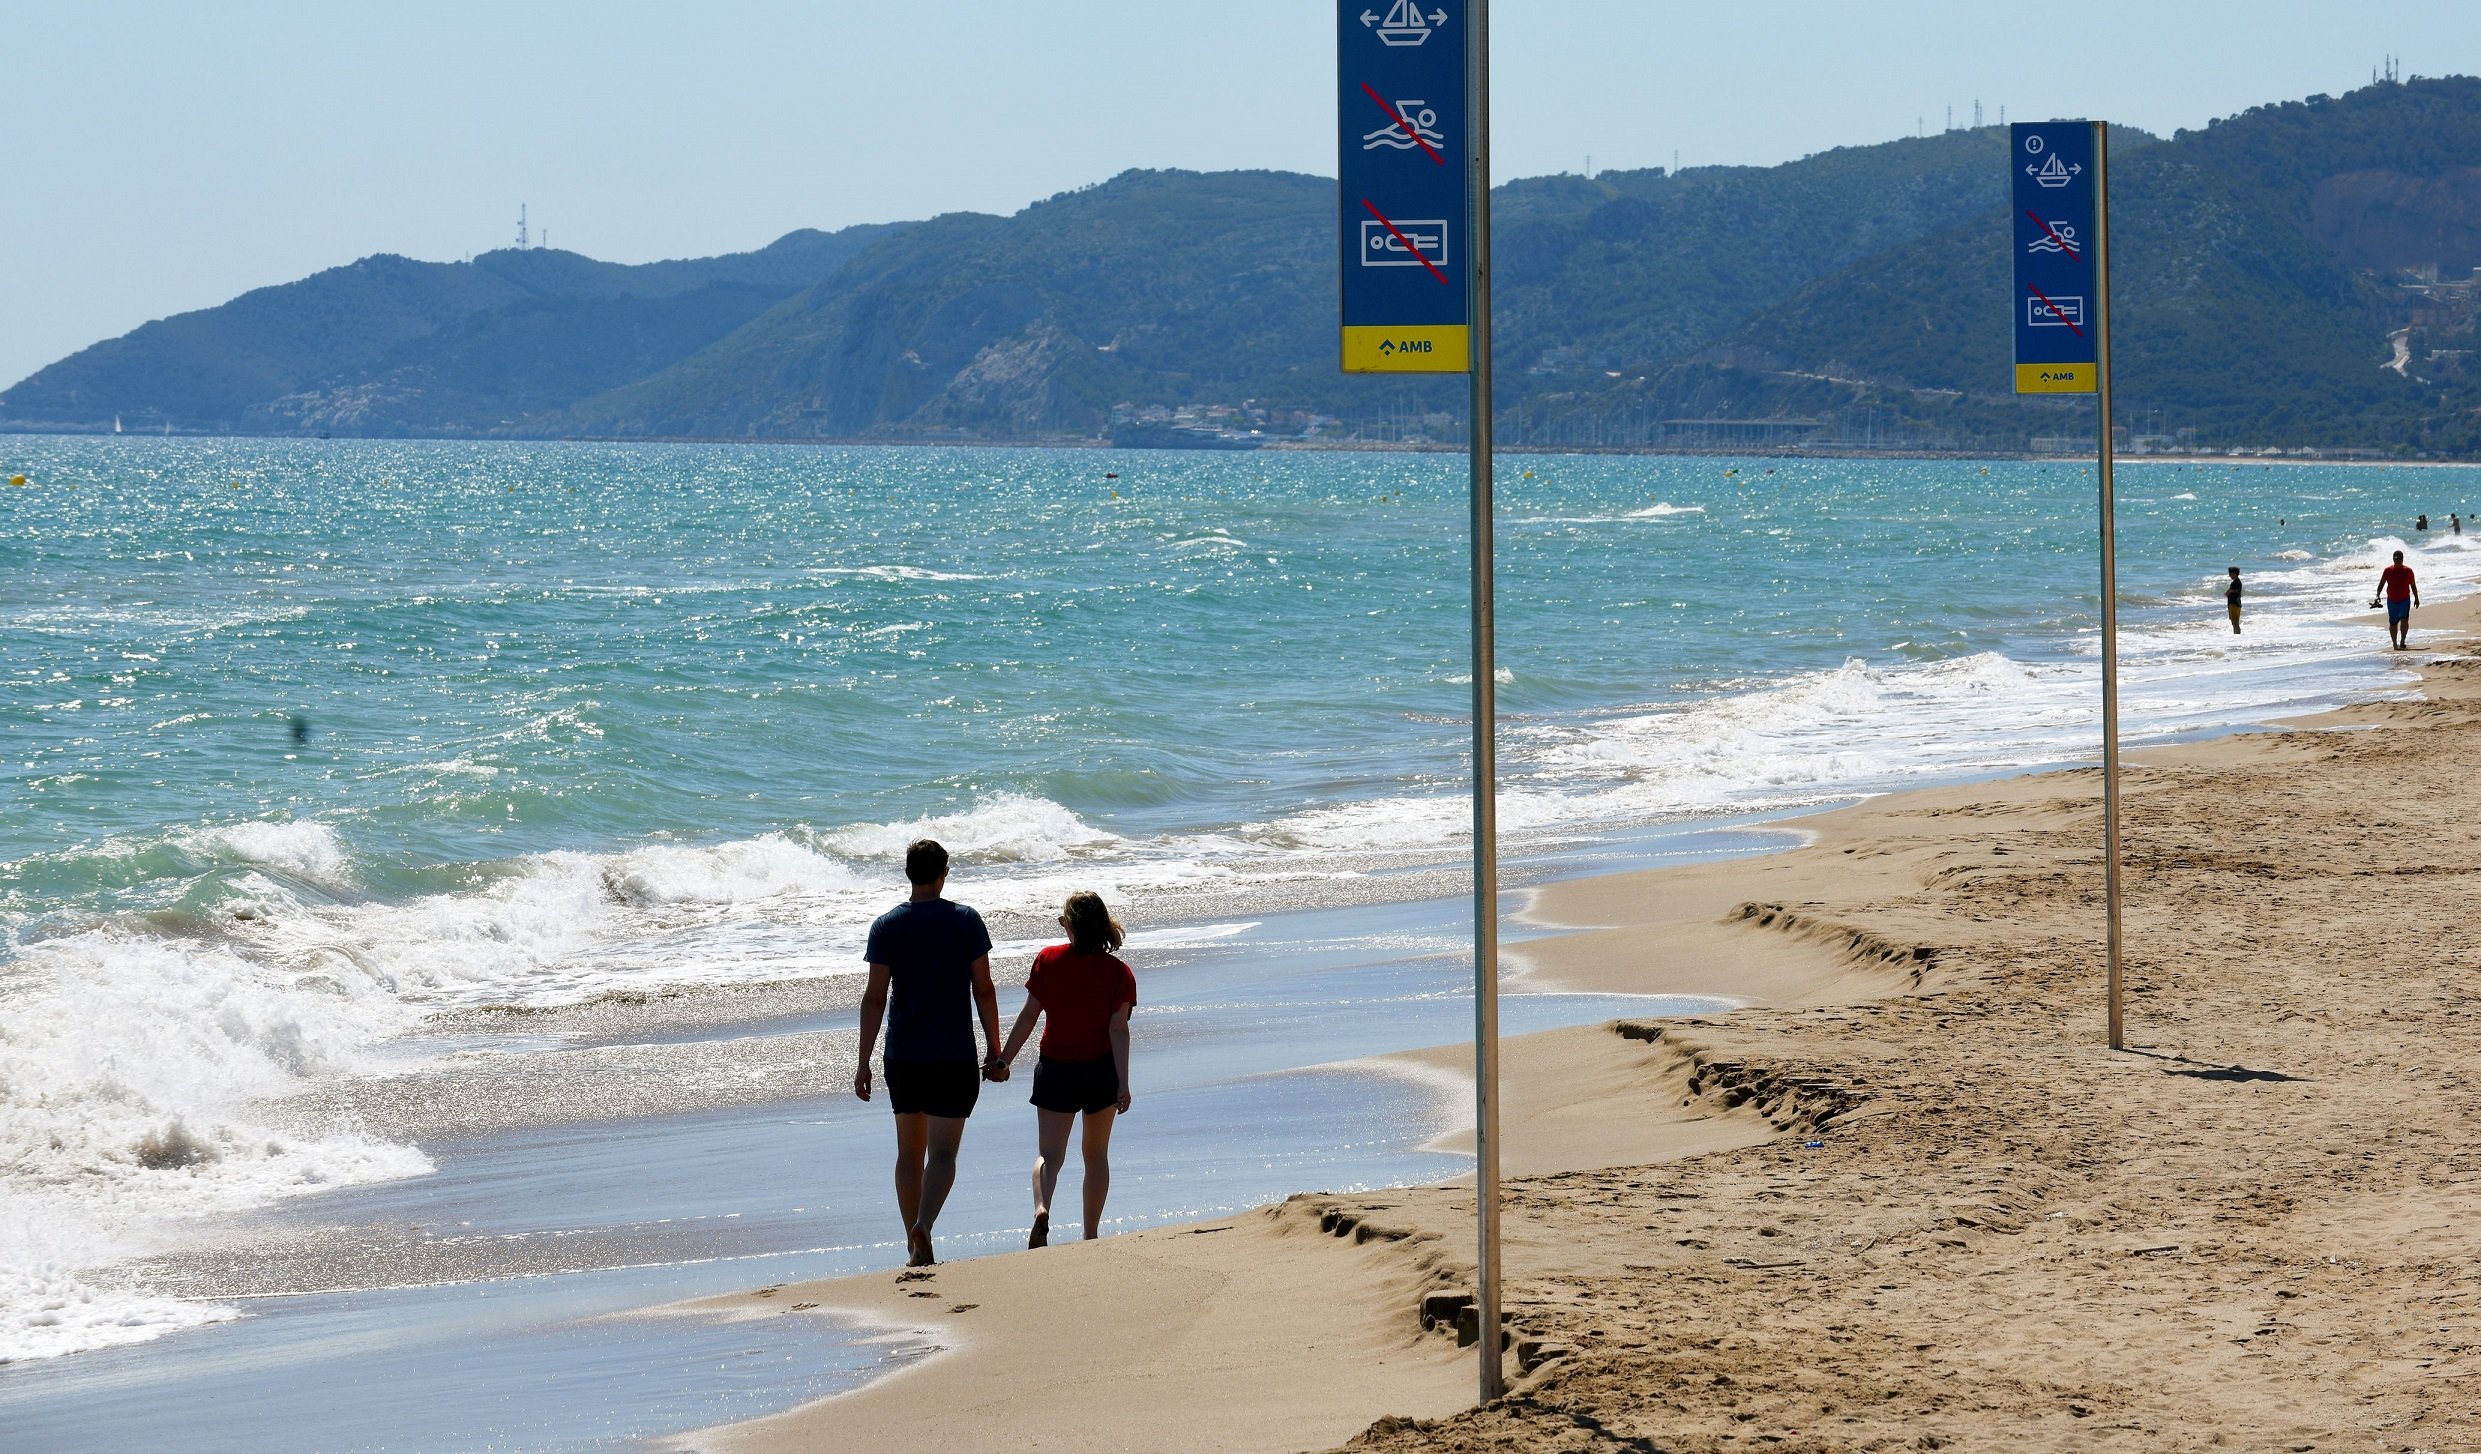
{"left": 1973, "top": 99, "right": 1983, "bottom": 129}
{"left": 516, "top": 204, "right": 528, "bottom": 250}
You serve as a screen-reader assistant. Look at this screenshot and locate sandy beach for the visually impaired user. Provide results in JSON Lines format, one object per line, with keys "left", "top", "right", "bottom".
{"left": 687, "top": 596, "right": 2480, "bottom": 1453}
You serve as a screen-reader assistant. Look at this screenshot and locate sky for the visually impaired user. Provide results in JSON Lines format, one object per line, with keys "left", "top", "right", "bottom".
{"left": 5, "top": 0, "right": 2479, "bottom": 390}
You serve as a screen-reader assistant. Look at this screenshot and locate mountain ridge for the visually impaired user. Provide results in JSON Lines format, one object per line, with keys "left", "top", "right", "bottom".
{"left": 9, "top": 78, "right": 2481, "bottom": 453}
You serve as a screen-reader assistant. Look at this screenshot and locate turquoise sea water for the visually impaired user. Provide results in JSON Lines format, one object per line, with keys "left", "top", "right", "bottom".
{"left": 3, "top": 436, "right": 2478, "bottom": 1369}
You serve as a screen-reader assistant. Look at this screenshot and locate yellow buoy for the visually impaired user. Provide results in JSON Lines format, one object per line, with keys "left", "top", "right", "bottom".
{"left": 7, "top": 474, "right": 24, "bottom": 487}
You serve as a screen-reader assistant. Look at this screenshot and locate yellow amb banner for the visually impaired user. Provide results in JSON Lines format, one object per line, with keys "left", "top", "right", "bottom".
{"left": 2014, "top": 362, "right": 2097, "bottom": 394}
{"left": 1340, "top": 325, "right": 1471, "bottom": 374}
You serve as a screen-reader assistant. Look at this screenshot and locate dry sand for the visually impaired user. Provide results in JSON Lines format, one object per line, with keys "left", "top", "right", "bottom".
{"left": 694, "top": 600, "right": 2481, "bottom": 1453}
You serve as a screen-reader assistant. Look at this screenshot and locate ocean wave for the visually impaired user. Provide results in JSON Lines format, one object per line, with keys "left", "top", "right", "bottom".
{"left": 596, "top": 833, "right": 867, "bottom": 907}
{"left": 809, "top": 565, "right": 988, "bottom": 583}
{"left": 1626, "top": 502, "right": 1706, "bottom": 518}
{"left": 0, "top": 932, "right": 432, "bottom": 1363}
{"left": 170, "top": 820, "right": 356, "bottom": 891}
{"left": 812, "top": 793, "right": 1124, "bottom": 865}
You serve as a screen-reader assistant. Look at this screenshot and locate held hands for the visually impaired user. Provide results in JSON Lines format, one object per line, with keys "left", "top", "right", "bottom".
{"left": 982, "top": 1052, "right": 1011, "bottom": 1083}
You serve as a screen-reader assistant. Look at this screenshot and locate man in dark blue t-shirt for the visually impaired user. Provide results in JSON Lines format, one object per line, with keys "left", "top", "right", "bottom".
{"left": 853, "top": 838, "right": 1002, "bottom": 1266}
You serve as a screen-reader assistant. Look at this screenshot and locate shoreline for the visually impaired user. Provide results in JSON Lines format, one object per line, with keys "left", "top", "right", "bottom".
{"left": 10, "top": 426, "right": 2481, "bottom": 467}
{"left": 10, "top": 443, "right": 2478, "bottom": 1436}
{"left": 690, "top": 594, "right": 2481, "bottom": 1452}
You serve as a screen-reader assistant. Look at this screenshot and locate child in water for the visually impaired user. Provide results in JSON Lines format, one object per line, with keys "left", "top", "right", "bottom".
{"left": 2226, "top": 567, "right": 2243, "bottom": 634}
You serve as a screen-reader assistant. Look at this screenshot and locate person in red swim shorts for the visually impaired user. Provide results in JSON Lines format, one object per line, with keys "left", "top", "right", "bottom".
{"left": 2373, "top": 549, "right": 2420, "bottom": 650}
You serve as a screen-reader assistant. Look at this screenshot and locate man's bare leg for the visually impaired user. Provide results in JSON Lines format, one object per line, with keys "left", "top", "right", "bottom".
{"left": 912, "top": 1114, "right": 968, "bottom": 1263}
{"left": 892, "top": 1112, "right": 928, "bottom": 1258}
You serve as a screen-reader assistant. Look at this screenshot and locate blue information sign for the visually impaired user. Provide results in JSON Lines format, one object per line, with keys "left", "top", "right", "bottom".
{"left": 1337, "top": 0, "right": 1470, "bottom": 373}
{"left": 2011, "top": 121, "right": 2099, "bottom": 394}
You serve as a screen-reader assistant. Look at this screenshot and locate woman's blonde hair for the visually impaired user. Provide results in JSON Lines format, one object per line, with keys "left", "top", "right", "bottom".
{"left": 1061, "top": 890, "right": 1124, "bottom": 953}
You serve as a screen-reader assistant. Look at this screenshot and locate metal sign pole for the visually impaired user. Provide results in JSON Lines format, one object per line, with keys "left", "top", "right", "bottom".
{"left": 1464, "top": 0, "right": 1503, "bottom": 1404}
{"left": 2009, "top": 117, "right": 2117, "bottom": 1050}
{"left": 2091, "top": 119, "right": 2124, "bottom": 1051}
{"left": 1334, "top": 0, "right": 1494, "bottom": 1392}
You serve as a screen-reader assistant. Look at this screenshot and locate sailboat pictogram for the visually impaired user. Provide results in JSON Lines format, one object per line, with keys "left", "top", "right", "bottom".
{"left": 2027, "top": 153, "right": 2082, "bottom": 189}
{"left": 1363, "top": 0, "right": 1448, "bottom": 47}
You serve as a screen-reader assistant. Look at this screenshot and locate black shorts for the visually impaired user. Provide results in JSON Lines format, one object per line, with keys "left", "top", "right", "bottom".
{"left": 1031, "top": 1055, "right": 1120, "bottom": 1114}
{"left": 884, "top": 1059, "right": 981, "bottom": 1119}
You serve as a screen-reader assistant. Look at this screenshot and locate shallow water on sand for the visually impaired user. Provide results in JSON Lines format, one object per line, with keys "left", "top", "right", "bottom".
{"left": 0, "top": 874, "right": 1738, "bottom": 1452}
{"left": 6, "top": 436, "right": 2480, "bottom": 1432}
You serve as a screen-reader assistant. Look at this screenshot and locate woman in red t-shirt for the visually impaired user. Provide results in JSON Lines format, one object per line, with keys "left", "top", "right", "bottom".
{"left": 995, "top": 890, "right": 1137, "bottom": 1247}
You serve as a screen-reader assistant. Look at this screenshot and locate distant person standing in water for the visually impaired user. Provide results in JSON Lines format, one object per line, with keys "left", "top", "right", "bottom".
{"left": 2454, "top": 513, "right": 2464, "bottom": 536}
{"left": 853, "top": 839, "right": 1004, "bottom": 1267}
{"left": 2225, "top": 567, "right": 2244, "bottom": 634}
{"left": 2416, "top": 514, "right": 2430, "bottom": 533}
{"left": 2373, "top": 549, "right": 2420, "bottom": 651}
{"left": 996, "top": 890, "right": 1136, "bottom": 1248}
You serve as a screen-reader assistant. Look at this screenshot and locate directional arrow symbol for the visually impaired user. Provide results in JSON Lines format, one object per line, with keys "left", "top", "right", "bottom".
{"left": 1360, "top": 9, "right": 1378, "bottom": 23}
{"left": 1428, "top": 7, "right": 1446, "bottom": 21}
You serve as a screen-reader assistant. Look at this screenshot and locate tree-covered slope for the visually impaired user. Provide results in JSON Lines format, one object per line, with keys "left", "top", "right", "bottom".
{"left": 564, "top": 130, "right": 2036, "bottom": 439}
{"left": 0, "top": 224, "right": 904, "bottom": 433}
{"left": 14, "top": 77, "right": 2481, "bottom": 452}
{"left": 1672, "top": 77, "right": 2481, "bottom": 452}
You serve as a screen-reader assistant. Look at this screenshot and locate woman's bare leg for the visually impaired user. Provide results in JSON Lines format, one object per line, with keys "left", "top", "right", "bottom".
{"left": 1032, "top": 1108, "right": 1074, "bottom": 1243}
{"left": 1079, "top": 1107, "right": 1117, "bottom": 1240}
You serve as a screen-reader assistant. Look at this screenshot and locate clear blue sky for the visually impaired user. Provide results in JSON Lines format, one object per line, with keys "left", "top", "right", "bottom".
{"left": 5, "top": 0, "right": 2477, "bottom": 390}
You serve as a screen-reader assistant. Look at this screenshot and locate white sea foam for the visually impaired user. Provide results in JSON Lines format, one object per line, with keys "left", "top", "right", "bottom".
{"left": 814, "top": 793, "right": 1123, "bottom": 865}
{"left": 1627, "top": 501, "right": 1706, "bottom": 518}
{"left": 809, "top": 565, "right": 988, "bottom": 583}
{"left": 10, "top": 523, "right": 2475, "bottom": 1364}
{"left": 0, "top": 1194, "right": 239, "bottom": 1364}
{"left": 170, "top": 819, "right": 355, "bottom": 890}
{"left": 599, "top": 833, "right": 867, "bottom": 906}
{"left": 0, "top": 932, "right": 432, "bottom": 1362}
{"left": 1237, "top": 528, "right": 2475, "bottom": 858}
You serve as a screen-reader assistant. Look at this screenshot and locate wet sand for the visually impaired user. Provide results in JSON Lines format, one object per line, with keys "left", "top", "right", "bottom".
{"left": 696, "top": 598, "right": 2481, "bottom": 1452}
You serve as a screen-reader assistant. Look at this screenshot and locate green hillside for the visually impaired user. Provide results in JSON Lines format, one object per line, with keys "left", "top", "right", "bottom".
{"left": 1633, "top": 77, "right": 2481, "bottom": 454}
{"left": 0, "top": 225, "right": 904, "bottom": 434}
{"left": 565, "top": 128, "right": 2029, "bottom": 439}
{"left": 10, "top": 76, "right": 2481, "bottom": 453}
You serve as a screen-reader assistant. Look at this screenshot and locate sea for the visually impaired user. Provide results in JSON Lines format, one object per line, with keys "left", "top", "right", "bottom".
{"left": 2, "top": 437, "right": 2475, "bottom": 1448}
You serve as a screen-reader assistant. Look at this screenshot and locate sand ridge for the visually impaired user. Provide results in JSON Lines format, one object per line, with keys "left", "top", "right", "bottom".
{"left": 702, "top": 602, "right": 2481, "bottom": 1452}
{"left": 1333, "top": 603, "right": 2481, "bottom": 1451}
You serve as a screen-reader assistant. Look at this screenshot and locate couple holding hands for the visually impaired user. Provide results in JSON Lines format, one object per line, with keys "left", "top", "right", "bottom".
{"left": 852, "top": 838, "right": 1136, "bottom": 1265}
